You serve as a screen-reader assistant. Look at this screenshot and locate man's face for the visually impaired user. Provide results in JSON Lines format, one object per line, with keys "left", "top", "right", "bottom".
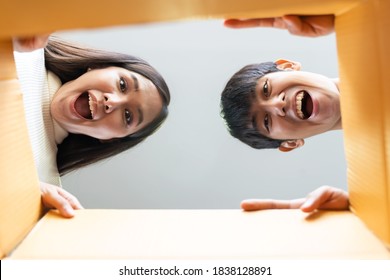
{"left": 249, "top": 70, "right": 341, "bottom": 140}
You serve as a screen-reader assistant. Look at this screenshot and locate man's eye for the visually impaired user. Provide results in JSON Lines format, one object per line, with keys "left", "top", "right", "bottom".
{"left": 119, "top": 77, "right": 127, "bottom": 92}
{"left": 263, "top": 80, "right": 270, "bottom": 97}
{"left": 124, "top": 109, "right": 132, "bottom": 125}
{"left": 264, "top": 113, "right": 270, "bottom": 132}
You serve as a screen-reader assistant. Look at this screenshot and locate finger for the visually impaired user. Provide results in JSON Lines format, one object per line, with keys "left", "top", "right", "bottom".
{"left": 300, "top": 186, "right": 349, "bottom": 212}
{"left": 224, "top": 18, "right": 286, "bottom": 29}
{"left": 42, "top": 189, "right": 75, "bottom": 218}
{"left": 300, "top": 186, "right": 332, "bottom": 212}
{"left": 302, "top": 15, "right": 335, "bottom": 36}
{"left": 316, "top": 188, "right": 349, "bottom": 210}
{"left": 283, "top": 15, "right": 334, "bottom": 37}
{"left": 281, "top": 15, "right": 315, "bottom": 37}
{"left": 57, "top": 188, "right": 84, "bottom": 210}
{"left": 241, "top": 198, "right": 305, "bottom": 211}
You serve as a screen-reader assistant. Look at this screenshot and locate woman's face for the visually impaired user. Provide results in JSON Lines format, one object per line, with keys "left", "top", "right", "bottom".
{"left": 250, "top": 70, "right": 341, "bottom": 140}
{"left": 51, "top": 67, "right": 163, "bottom": 140}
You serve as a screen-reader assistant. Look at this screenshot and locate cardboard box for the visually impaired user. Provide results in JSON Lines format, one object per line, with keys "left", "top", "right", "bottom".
{"left": 0, "top": 0, "right": 389, "bottom": 259}
{"left": 7, "top": 209, "right": 390, "bottom": 259}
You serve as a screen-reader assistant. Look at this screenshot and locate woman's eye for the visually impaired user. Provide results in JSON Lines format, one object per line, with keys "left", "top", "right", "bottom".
{"left": 124, "top": 109, "right": 132, "bottom": 125}
{"left": 263, "top": 80, "right": 270, "bottom": 97}
{"left": 119, "top": 77, "right": 127, "bottom": 92}
{"left": 264, "top": 113, "right": 270, "bottom": 132}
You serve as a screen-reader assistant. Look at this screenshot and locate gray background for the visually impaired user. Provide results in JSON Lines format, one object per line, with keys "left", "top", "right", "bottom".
{"left": 58, "top": 19, "right": 346, "bottom": 209}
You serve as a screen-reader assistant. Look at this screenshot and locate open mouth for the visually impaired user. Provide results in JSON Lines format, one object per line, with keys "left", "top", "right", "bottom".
{"left": 296, "top": 91, "right": 313, "bottom": 119}
{"left": 74, "top": 92, "right": 94, "bottom": 119}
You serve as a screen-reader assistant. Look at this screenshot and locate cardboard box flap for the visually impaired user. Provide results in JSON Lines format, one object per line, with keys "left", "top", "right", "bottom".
{"left": 0, "top": 40, "right": 42, "bottom": 259}
{"left": 0, "top": 0, "right": 359, "bottom": 38}
{"left": 335, "top": 0, "right": 390, "bottom": 246}
{"left": 1, "top": 0, "right": 390, "bottom": 259}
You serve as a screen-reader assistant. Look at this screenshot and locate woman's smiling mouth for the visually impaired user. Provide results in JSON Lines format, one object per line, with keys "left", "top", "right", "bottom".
{"left": 73, "top": 92, "right": 94, "bottom": 120}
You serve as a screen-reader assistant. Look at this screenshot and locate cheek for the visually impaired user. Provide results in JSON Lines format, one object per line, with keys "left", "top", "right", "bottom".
{"left": 273, "top": 119, "right": 295, "bottom": 133}
{"left": 87, "top": 125, "right": 118, "bottom": 140}
{"left": 95, "top": 116, "right": 129, "bottom": 139}
{"left": 271, "top": 119, "right": 308, "bottom": 139}
{"left": 97, "top": 119, "right": 119, "bottom": 132}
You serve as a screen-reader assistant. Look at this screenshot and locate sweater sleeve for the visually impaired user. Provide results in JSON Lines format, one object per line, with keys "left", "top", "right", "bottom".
{"left": 14, "top": 49, "right": 62, "bottom": 187}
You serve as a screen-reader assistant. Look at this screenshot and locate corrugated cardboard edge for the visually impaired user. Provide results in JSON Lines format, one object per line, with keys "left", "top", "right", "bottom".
{"left": 336, "top": 0, "right": 390, "bottom": 247}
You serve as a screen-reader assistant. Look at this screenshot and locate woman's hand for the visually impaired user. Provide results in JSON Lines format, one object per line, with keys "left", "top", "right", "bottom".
{"left": 12, "top": 35, "right": 50, "bottom": 52}
{"left": 241, "top": 186, "right": 349, "bottom": 212}
{"left": 224, "top": 15, "right": 335, "bottom": 37}
{"left": 40, "top": 181, "right": 83, "bottom": 218}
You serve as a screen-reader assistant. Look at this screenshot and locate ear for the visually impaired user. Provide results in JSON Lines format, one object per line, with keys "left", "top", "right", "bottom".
{"left": 278, "top": 139, "right": 305, "bottom": 152}
{"left": 274, "top": 59, "right": 301, "bottom": 71}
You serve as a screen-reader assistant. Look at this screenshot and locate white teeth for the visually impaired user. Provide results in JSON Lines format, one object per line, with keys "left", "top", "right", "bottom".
{"left": 296, "top": 92, "right": 305, "bottom": 119}
{"left": 88, "top": 94, "right": 94, "bottom": 119}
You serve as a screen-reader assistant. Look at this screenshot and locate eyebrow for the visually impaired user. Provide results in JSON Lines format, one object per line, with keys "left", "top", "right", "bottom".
{"left": 130, "top": 74, "right": 139, "bottom": 92}
{"left": 129, "top": 74, "right": 143, "bottom": 126}
{"left": 250, "top": 85, "right": 260, "bottom": 132}
{"left": 251, "top": 79, "right": 271, "bottom": 135}
{"left": 251, "top": 84, "right": 258, "bottom": 100}
{"left": 137, "top": 107, "right": 143, "bottom": 126}
{"left": 252, "top": 109, "right": 270, "bottom": 136}
{"left": 251, "top": 115, "right": 258, "bottom": 131}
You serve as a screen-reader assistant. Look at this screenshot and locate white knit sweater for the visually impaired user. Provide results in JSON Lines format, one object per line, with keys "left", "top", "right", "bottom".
{"left": 14, "top": 49, "right": 68, "bottom": 186}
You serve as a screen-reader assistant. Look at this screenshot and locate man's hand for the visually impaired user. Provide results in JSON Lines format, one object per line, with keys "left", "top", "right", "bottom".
{"left": 241, "top": 186, "right": 349, "bottom": 212}
{"left": 40, "top": 182, "right": 83, "bottom": 218}
{"left": 224, "top": 15, "right": 335, "bottom": 37}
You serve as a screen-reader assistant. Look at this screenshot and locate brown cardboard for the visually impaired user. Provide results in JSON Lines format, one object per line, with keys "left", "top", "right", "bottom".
{"left": 0, "top": 40, "right": 42, "bottom": 259}
{"left": 335, "top": 0, "right": 390, "bottom": 246}
{"left": 9, "top": 209, "right": 390, "bottom": 259}
{"left": 0, "top": 0, "right": 390, "bottom": 259}
{"left": 0, "top": 0, "right": 359, "bottom": 38}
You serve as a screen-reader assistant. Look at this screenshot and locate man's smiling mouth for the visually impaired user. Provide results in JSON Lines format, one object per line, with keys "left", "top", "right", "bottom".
{"left": 296, "top": 91, "right": 313, "bottom": 119}
{"left": 74, "top": 92, "right": 94, "bottom": 120}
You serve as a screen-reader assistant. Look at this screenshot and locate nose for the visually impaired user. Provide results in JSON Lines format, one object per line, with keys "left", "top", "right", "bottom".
{"left": 265, "top": 92, "right": 286, "bottom": 117}
{"left": 103, "top": 92, "right": 125, "bottom": 113}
